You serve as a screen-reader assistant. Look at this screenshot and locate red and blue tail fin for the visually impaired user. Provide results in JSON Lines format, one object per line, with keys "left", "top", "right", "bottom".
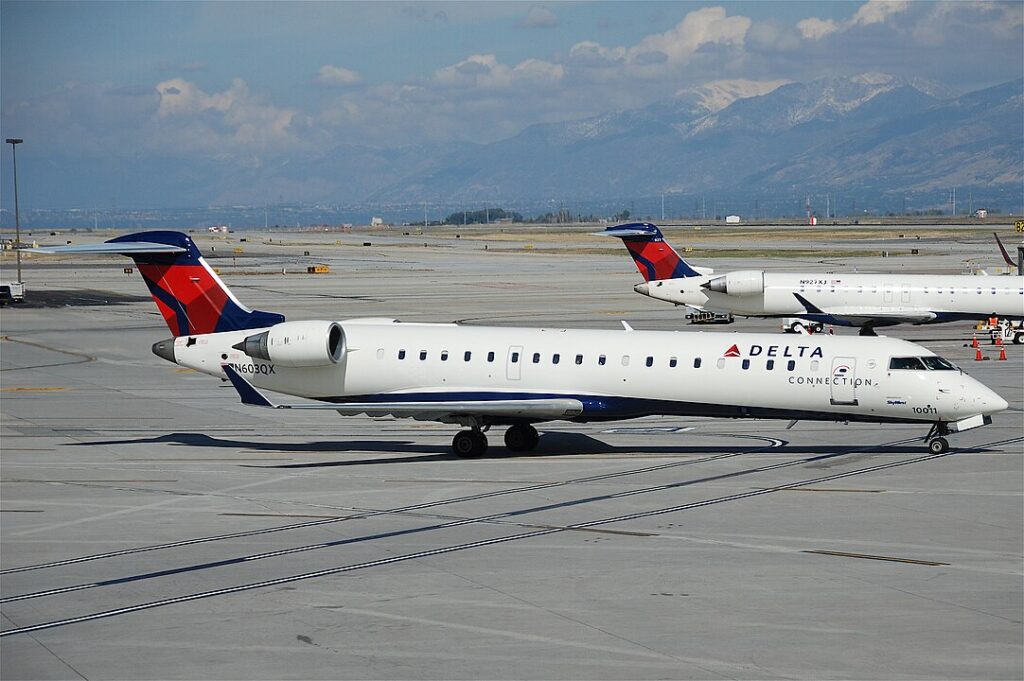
{"left": 600, "top": 223, "right": 702, "bottom": 281}
{"left": 105, "top": 231, "right": 285, "bottom": 336}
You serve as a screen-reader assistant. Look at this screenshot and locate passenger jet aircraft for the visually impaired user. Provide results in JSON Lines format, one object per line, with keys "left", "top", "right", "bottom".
{"left": 33, "top": 231, "right": 1008, "bottom": 456}
{"left": 604, "top": 223, "right": 1024, "bottom": 339}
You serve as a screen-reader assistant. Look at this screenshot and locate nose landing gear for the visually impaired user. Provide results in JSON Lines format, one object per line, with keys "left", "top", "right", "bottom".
{"left": 924, "top": 423, "right": 950, "bottom": 454}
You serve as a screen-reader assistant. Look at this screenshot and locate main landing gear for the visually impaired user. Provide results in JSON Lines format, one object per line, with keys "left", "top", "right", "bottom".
{"left": 923, "top": 423, "right": 950, "bottom": 454}
{"left": 451, "top": 424, "right": 540, "bottom": 458}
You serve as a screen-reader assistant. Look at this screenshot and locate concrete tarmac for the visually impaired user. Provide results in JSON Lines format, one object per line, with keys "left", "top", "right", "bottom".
{"left": 1, "top": 226, "right": 1021, "bottom": 680}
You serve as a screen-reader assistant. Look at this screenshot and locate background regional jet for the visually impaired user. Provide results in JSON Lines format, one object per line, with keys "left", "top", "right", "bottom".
{"left": 604, "top": 223, "right": 1024, "bottom": 339}
{"left": 32, "top": 231, "right": 1008, "bottom": 456}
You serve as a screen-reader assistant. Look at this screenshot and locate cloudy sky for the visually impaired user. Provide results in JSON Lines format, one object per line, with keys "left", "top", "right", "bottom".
{"left": 1, "top": 1, "right": 1021, "bottom": 208}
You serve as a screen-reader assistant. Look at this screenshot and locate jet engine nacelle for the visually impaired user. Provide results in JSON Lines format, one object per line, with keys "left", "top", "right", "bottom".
{"left": 703, "top": 270, "right": 765, "bottom": 296}
{"left": 237, "top": 320, "right": 345, "bottom": 367}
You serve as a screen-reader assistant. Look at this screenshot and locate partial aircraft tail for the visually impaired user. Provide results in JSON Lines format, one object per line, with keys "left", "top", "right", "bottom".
{"left": 993, "top": 232, "right": 1016, "bottom": 269}
{"left": 599, "top": 222, "right": 706, "bottom": 281}
{"left": 35, "top": 231, "right": 284, "bottom": 336}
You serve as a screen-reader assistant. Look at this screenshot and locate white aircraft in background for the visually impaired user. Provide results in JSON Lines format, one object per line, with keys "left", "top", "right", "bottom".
{"left": 602, "top": 223, "right": 1024, "bottom": 339}
{"left": 32, "top": 231, "right": 1008, "bottom": 456}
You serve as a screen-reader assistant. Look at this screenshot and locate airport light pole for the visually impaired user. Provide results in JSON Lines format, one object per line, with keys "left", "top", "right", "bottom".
{"left": 5, "top": 137, "right": 23, "bottom": 282}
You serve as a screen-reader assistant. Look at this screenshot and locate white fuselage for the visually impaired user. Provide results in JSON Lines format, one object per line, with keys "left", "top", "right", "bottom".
{"left": 165, "top": 320, "right": 1006, "bottom": 427}
{"left": 639, "top": 272, "right": 1024, "bottom": 326}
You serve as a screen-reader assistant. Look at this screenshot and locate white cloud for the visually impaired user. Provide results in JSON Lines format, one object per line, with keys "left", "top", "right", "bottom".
{"left": 315, "top": 65, "right": 363, "bottom": 87}
{"left": 154, "top": 78, "right": 311, "bottom": 152}
{"left": 849, "top": 0, "right": 910, "bottom": 28}
{"left": 520, "top": 6, "right": 557, "bottom": 29}
{"left": 799, "top": 0, "right": 909, "bottom": 41}
{"left": 431, "top": 54, "right": 563, "bottom": 91}
{"left": 627, "top": 7, "right": 750, "bottom": 67}
{"left": 796, "top": 17, "right": 839, "bottom": 40}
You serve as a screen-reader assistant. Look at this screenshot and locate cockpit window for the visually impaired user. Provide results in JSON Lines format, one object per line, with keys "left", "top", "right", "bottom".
{"left": 889, "top": 357, "right": 926, "bottom": 370}
{"left": 889, "top": 356, "right": 958, "bottom": 371}
{"left": 920, "top": 356, "right": 957, "bottom": 371}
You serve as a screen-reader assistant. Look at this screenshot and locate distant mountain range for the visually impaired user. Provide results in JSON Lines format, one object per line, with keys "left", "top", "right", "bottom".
{"left": 356, "top": 74, "right": 1021, "bottom": 211}
{"left": 6, "top": 73, "right": 1022, "bottom": 222}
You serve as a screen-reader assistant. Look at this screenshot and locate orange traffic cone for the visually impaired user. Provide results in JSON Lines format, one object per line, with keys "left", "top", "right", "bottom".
{"left": 828, "top": 326, "right": 834, "bottom": 335}
{"left": 998, "top": 347, "right": 1007, "bottom": 361}
{"left": 995, "top": 334, "right": 1003, "bottom": 347}
{"left": 971, "top": 333, "right": 979, "bottom": 348}
{"left": 975, "top": 348, "right": 983, "bottom": 361}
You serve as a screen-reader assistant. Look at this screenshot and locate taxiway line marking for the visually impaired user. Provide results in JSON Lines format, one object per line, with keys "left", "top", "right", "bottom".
{"left": 0, "top": 447, "right": 954, "bottom": 637}
{"left": 803, "top": 550, "right": 948, "bottom": 566}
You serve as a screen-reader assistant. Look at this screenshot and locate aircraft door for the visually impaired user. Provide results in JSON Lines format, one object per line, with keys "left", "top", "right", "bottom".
{"left": 829, "top": 357, "right": 858, "bottom": 405}
{"left": 883, "top": 284, "right": 894, "bottom": 303}
{"left": 506, "top": 345, "right": 523, "bottom": 380}
{"left": 901, "top": 284, "right": 911, "bottom": 304}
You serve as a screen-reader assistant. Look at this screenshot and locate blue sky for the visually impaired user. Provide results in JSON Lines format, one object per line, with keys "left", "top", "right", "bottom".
{"left": 1, "top": 1, "right": 1022, "bottom": 208}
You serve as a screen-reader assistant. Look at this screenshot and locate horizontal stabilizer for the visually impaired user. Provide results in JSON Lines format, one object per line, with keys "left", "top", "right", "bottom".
{"left": 25, "top": 242, "right": 187, "bottom": 255}
{"left": 595, "top": 227, "right": 658, "bottom": 238}
{"left": 222, "top": 364, "right": 585, "bottom": 422}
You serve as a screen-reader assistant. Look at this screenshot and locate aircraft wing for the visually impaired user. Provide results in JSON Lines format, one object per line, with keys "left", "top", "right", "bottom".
{"left": 222, "top": 365, "right": 584, "bottom": 422}
{"left": 25, "top": 242, "right": 187, "bottom": 255}
{"left": 792, "top": 293, "right": 937, "bottom": 326}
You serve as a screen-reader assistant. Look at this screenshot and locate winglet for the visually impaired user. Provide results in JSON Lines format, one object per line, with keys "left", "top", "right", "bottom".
{"left": 222, "top": 364, "right": 277, "bottom": 408}
{"left": 994, "top": 232, "right": 1016, "bottom": 268}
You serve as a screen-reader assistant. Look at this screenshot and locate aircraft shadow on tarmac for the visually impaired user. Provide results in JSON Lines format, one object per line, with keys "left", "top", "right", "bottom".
{"left": 79, "top": 431, "right": 949, "bottom": 468}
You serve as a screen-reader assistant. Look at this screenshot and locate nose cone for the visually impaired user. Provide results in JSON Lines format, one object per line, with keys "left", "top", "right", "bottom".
{"left": 981, "top": 392, "right": 1010, "bottom": 415}
{"left": 634, "top": 282, "right": 650, "bottom": 296}
{"left": 151, "top": 338, "right": 177, "bottom": 364}
{"left": 968, "top": 379, "right": 1008, "bottom": 415}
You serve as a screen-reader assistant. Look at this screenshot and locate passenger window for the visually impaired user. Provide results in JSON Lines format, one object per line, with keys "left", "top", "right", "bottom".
{"left": 511, "top": 352, "right": 519, "bottom": 363}
{"left": 533, "top": 352, "right": 541, "bottom": 363}
{"left": 888, "top": 357, "right": 926, "bottom": 370}
{"left": 487, "top": 351, "right": 495, "bottom": 362}
{"left": 810, "top": 360, "right": 819, "bottom": 372}
{"left": 693, "top": 358, "right": 701, "bottom": 368}
{"left": 766, "top": 359, "right": 774, "bottom": 370}
{"left": 598, "top": 354, "right": 607, "bottom": 366}
{"left": 669, "top": 357, "right": 677, "bottom": 368}
{"left": 440, "top": 351, "right": 449, "bottom": 361}
{"left": 398, "top": 349, "right": 406, "bottom": 360}
{"left": 419, "top": 350, "right": 427, "bottom": 361}
{"left": 716, "top": 358, "right": 726, "bottom": 369}
{"left": 552, "top": 353, "right": 560, "bottom": 364}
{"left": 464, "top": 351, "right": 471, "bottom": 361}
{"left": 741, "top": 359, "right": 750, "bottom": 370}
{"left": 645, "top": 356, "right": 654, "bottom": 367}
{"left": 621, "top": 355, "right": 630, "bottom": 366}
{"left": 787, "top": 360, "right": 795, "bottom": 371}
{"left": 575, "top": 354, "right": 583, "bottom": 365}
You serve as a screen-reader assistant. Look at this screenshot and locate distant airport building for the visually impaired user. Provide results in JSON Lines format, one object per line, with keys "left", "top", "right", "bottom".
{"left": 208, "top": 225, "right": 229, "bottom": 233}
{"left": 370, "top": 217, "right": 384, "bottom": 226}
{"left": 725, "top": 215, "right": 741, "bottom": 224}
{"left": 975, "top": 209, "right": 988, "bottom": 218}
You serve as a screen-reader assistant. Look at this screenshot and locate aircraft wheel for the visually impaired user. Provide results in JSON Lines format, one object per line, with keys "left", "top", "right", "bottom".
{"left": 453, "top": 430, "right": 488, "bottom": 458}
{"left": 504, "top": 424, "right": 539, "bottom": 452}
{"left": 928, "top": 437, "right": 949, "bottom": 455}
{"left": 1013, "top": 331, "right": 1024, "bottom": 345}
{"left": 788, "top": 321, "right": 804, "bottom": 334}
